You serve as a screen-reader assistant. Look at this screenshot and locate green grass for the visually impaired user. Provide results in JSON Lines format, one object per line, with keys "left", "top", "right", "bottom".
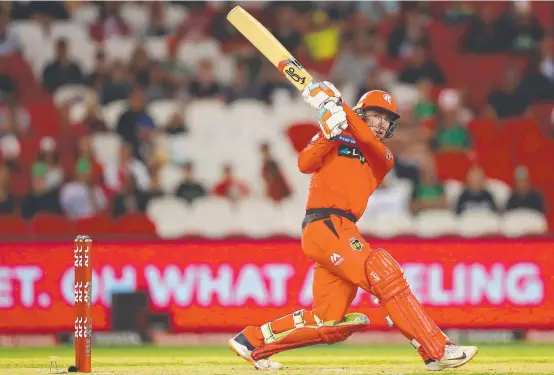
{"left": 1, "top": 343, "right": 553, "bottom": 374}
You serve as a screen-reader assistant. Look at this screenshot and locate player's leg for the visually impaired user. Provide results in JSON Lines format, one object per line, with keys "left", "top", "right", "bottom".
{"left": 301, "top": 215, "right": 477, "bottom": 365}
{"left": 230, "top": 260, "right": 368, "bottom": 364}
{"left": 247, "top": 263, "right": 367, "bottom": 361}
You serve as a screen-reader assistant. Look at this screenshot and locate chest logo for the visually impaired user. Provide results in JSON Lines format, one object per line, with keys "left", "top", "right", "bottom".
{"left": 338, "top": 145, "right": 366, "bottom": 164}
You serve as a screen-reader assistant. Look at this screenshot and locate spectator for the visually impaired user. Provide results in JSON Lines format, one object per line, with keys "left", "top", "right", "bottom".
{"left": 175, "top": 162, "right": 207, "bottom": 204}
{"left": 258, "top": 64, "right": 295, "bottom": 104}
{"left": 99, "top": 61, "right": 132, "bottom": 105}
{"left": 161, "top": 44, "right": 193, "bottom": 93}
{"left": 104, "top": 142, "right": 151, "bottom": 194}
{"left": 147, "top": 162, "right": 164, "bottom": 199}
{"left": 487, "top": 66, "right": 529, "bottom": 118}
{"left": 431, "top": 90, "right": 471, "bottom": 152}
{"left": 57, "top": 103, "right": 90, "bottom": 176}
{"left": 409, "top": 155, "right": 448, "bottom": 214}
{"left": 332, "top": 31, "right": 379, "bottom": 88}
{"left": 413, "top": 78, "right": 437, "bottom": 123}
{"left": 111, "top": 174, "right": 150, "bottom": 218}
{"left": 517, "top": 49, "right": 554, "bottom": 103}
{"left": 20, "top": 164, "right": 62, "bottom": 220}
{"left": 0, "top": 133, "right": 20, "bottom": 173}
{"left": 387, "top": 6, "right": 430, "bottom": 58}
{"left": 461, "top": 6, "right": 499, "bottom": 53}
{"left": 42, "top": 38, "right": 84, "bottom": 92}
{"left": 274, "top": 5, "right": 302, "bottom": 53}
{"left": 506, "top": 166, "right": 546, "bottom": 214}
{"left": 213, "top": 164, "right": 250, "bottom": 202}
{"left": 81, "top": 98, "right": 108, "bottom": 133}
{"left": 32, "top": 137, "right": 64, "bottom": 191}
{"left": 222, "top": 63, "right": 260, "bottom": 104}
{"left": 0, "top": 7, "right": 22, "bottom": 57}
{"left": 145, "top": 62, "right": 172, "bottom": 102}
{"left": 165, "top": 112, "right": 188, "bottom": 135}
{"left": 494, "top": 2, "right": 544, "bottom": 53}
{"left": 0, "top": 164, "right": 15, "bottom": 214}
{"left": 116, "top": 88, "right": 156, "bottom": 161}
{"left": 211, "top": 2, "right": 239, "bottom": 44}
{"left": 145, "top": 3, "right": 168, "bottom": 37}
{"left": 129, "top": 45, "right": 152, "bottom": 87}
{"left": 355, "top": 66, "right": 387, "bottom": 103}
{"left": 59, "top": 159, "right": 108, "bottom": 220}
{"left": 86, "top": 49, "right": 110, "bottom": 89}
{"left": 72, "top": 135, "right": 103, "bottom": 183}
{"left": 89, "top": 2, "right": 130, "bottom": 43}
{"left": 357, "top": 1, "right": 399, "bottom": 23}
{"left": 455, "top": 166, "right": 497, "bottom": 215}
{"left": 260, "top": 143, "right": 292, "bottom": 203}
{"left": 397, "top": 44, "right": 446, "bottom": 86}
{"left": 188, "top": 59, "right": 222, "bottom": 99}
{"left": 304, "top": 10, "right": 340, "bottom": 62}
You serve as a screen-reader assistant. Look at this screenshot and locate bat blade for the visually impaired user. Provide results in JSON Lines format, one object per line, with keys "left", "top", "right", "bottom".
{"left": 226, "top": 6, "right": 313, "bottom": 91}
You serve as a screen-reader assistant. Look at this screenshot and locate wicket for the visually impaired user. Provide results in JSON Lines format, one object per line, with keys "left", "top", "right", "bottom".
{"left": 74, "top": 235, "right": 92, "bottom": 373}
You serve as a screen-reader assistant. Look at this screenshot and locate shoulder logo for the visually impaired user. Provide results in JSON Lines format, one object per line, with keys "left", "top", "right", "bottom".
{"left": 349, "top": 237, "right": 363, "bottom": 251}
{"left": 384, "top": 146, "right": 392, "bottom": 160}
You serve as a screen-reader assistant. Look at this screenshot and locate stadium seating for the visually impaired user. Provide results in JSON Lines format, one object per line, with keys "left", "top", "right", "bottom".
{"left": 3, "top": 5, "right": 553, "bottom": 240}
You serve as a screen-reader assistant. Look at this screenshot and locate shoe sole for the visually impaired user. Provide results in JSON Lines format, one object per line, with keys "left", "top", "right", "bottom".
{"left": 229, "top": 339, "right": 259, "bottom": 369}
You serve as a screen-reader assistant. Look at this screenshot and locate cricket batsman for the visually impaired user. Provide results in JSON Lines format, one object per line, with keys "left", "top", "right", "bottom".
{"left": 229, "top": 81, "right": 478, "bottom": 370}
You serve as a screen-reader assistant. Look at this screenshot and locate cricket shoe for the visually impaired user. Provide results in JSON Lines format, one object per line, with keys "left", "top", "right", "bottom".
{"left": 425, "top": 344, "right": 478, "bottom": 371}
{"left": 229, "top": 332, "right": 283, "bottom": 370}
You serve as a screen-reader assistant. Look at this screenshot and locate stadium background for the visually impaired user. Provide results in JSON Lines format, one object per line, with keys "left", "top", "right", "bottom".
{"left": 1, "top": 0, "right": 554, "bottom": 351}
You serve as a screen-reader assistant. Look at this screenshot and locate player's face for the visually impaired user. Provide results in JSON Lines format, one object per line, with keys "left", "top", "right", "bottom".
{"left": 363, "top": 110, "right": 391, "bottom": 140}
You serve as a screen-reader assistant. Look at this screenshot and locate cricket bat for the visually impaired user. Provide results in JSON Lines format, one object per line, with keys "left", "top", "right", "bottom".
{"left": 226, "top": 6, "right": 313, "bottom": 91}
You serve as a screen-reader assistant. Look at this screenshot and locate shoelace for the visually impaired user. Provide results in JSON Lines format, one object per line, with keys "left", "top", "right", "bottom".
{"left": 444, "top": 345, "right": 463, "bottom": 359}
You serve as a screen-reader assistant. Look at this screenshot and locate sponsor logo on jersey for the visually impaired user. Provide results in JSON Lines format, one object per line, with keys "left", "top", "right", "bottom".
{"left": 338, "top": 145, "right": 366, "bottom": 164}
{"left": 330, "top": 253, "right": 344, "bottom": 266}
{"left": 336, "top": 135, "right": 356, "bottom": 144}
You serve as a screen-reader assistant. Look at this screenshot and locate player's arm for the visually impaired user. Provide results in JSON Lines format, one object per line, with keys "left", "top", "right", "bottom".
{"left": 297, "top": 132, "right": 334, "bottom": 174}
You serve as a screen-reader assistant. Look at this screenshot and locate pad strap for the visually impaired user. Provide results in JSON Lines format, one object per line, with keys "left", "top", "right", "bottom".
{"left": 261, "top": 323, "right": 276, "bottom": 344}
{"left": 292, "top": 310, "right": 306, "bottom": 328}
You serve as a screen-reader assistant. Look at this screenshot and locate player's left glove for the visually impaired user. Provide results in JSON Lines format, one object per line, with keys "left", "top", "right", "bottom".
{"left": 302, "top": 81, "right": 342, "bottom": 110}
{"left": 318, "top": 101, "right": 348, "bottom": 140}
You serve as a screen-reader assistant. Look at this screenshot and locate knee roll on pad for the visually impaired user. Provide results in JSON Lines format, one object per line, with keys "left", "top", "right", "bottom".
{"left": 252, "top": 313, "right": 369, "bottom": 361}
{"left": 365, "top": 248, "right": 408, "bottom": 302}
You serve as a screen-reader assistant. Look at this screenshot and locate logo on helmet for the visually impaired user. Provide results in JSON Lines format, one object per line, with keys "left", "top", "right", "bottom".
{"left": 383, "top": 94, "right": 392, "bottom": 106}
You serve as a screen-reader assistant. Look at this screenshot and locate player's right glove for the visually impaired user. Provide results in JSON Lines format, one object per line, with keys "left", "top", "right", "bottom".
{"left": 318, "top": 101, "right": 348, "bottom": 139}
{"left": 302, "top": 81, "right": 342, "bottom": 110}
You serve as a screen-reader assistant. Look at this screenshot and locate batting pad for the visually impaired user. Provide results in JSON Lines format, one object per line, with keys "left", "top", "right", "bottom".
{"left": 252, "top": 313, "right": 369, "bottom": 360}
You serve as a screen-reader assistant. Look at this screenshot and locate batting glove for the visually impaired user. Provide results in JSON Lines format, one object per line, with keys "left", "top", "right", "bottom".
{"left": 318, "top": 101, "right": 348, "bottom": 140}
{"left": 302, "top": 81, "right": 342, "bottom": 110}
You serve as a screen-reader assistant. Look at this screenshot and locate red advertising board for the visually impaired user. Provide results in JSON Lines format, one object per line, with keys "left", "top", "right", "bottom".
{"left": 0, "top": 239, "right": 553, "bottom": 334}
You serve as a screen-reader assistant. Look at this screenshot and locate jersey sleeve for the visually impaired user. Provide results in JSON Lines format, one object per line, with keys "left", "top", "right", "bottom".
{"left": 297, "top": 132, "right": 334, "bottom": 174}
{"left": 342, "top": 103, "right": 395, "bottom": 179}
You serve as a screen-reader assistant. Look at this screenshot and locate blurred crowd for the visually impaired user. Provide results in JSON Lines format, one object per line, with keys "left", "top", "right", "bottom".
{"left": 0, "top": 1, "right": 552, "bottom": 235}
